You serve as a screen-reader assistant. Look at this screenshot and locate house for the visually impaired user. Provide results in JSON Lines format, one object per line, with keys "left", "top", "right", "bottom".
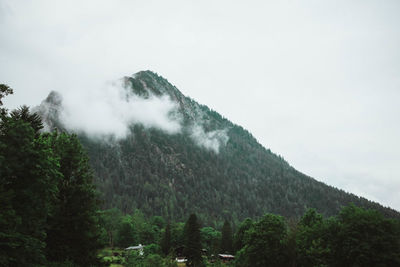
{"left": 125, "top": 244, "right": 145, "bottom": 256}
{"left": 218, "top": 254, "right": 235, "bottom": 263}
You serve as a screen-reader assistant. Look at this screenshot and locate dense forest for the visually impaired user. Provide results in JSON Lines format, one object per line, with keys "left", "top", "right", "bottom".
{"left": 1, "top": 84, "right": 400, "bottom": 266}
{"left": 0, "top": 85, "right": 100, "bottom": 266}
{"left": 38, "top": 70, "right": 400, "bottom": 227}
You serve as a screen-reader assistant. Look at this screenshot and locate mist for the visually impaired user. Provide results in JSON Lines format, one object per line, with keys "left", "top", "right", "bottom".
{"left": 41, "top": 80, "right": 182, "bottom": 139}
{"left": 190, "top": 124, "right": 229, "bottom": 154}
{"left": 38, "top": 78, "right": 230, "bottom": 153}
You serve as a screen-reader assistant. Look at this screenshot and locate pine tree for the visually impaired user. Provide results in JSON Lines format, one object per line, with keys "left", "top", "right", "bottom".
{"left": 161, "top": 222, "right": 172, "bottom": 255}
{"left": 184, "top": 214, "right": 203, "bottom": 266}
{"left": 236, "top": 214, "right": 288, "bottom": 267}
{"left": 45, "top": 132, "right": 101, "bottom": 266}
{"left": 0, "top": 106, "right": 59, "bottom": 266}
{"left": 116, "top": 219, "right": 136, "bottom": 248}
{"left": 220, "top": 220, "right": 233, "bottom": 254}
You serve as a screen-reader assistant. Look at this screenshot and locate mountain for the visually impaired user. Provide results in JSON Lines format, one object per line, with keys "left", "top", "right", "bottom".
{"left": 36, "top": 70, "right": 399, "bottom": 225}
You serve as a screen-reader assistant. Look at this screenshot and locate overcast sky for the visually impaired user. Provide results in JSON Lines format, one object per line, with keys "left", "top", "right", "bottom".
{"left": 1, "top": 0, "right": 399, "bottom": 211}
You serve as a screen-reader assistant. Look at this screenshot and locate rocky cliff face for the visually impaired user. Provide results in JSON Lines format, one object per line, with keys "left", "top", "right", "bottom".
{"left": 37, "top": 70, "right": 399, "bottom": 225}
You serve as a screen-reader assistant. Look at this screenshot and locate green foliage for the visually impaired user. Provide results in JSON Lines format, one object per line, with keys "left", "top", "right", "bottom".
{"left": 99, "top": 208, "right": 123, "bottom": 247}
{"left": 294, "top": 205, "right": 400, "bottom": 267}
{"left": 296, "top": 209, "right": 330, "bottom": 267}
{"left": 184, "top": 214, "right": 204, "bottom": 266}
{"left": 1, "top": 90, "right": 102, "bottom": 266}
{"left": 0, "top": 106, "right": 59, "bottom": 266}
{"left": 220, "top": 220, "right": 233, "bottom": 254}
{"left": 125, "top": 251, "right": 177, "bottom": 267}
{"left": 233, "top": 218, "right": 253, "bottom": 253}
{"left": 143, "top": 243, "right": 161, "bottom": 255}
{"left": 236, "top": 214, "right": 288, "bottom": 267}
{"left": 45, "top": 132, "right": 101, "bottom": 266}
{"left": 171, "top": 222, "right": 186, "bottom": 250}
{"left": 131, "top": 209, "right": 157, "bottom": 244}
{"left": 161, "top": 222, "right": 172, "bottom": 255}
{"left": 116, "top": 219, "right": 137, "bottom": 248}
{"left": 200, "top": 226, "right": 221, "bottom": 256}
{"left": 329, "top": 204, "right": 400, "bottom": 266}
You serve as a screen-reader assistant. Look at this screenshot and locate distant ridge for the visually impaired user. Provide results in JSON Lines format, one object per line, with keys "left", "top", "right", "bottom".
{"left": 37, "top": 70, "right": 400, "bottom": 225}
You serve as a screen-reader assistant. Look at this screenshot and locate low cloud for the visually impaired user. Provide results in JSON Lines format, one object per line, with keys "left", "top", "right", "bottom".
{"left": 37, "top": 77, "right": 230, "bottom": 153}
{"left": 190, "top": 124, "right": 229, "bottom": 153}
{"left": 39, "top": 80, "right": 181, "bottom": 139}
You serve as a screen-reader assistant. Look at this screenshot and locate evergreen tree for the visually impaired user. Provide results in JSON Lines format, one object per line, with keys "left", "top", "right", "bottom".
{"left": 236, "top": 214, "right": 288, "bottom": 267}
{"left": 99, "top": 208, "right": 123, "bottom": 248}
{"left": 200, "top": 227, "right": 221, "bottom": 256}
{"left": 45, "top": 132, "right": 101, "bottom": 266}
{"left": 161, "top": 222, "right": 172, "bottom": 255}
{"left": 184, "top": 214, "right": 203, "bottom": 266}
{"left": 219, "top": 220, "right": 233, "bottom": 254}
{"left": 233, "top": 218, "right": 253, "bottom": 253}
{"left": 0, "top": 105, "right": 59, "bottom": 266}
{"left": 116, "top": 219, "right": 136, "bottom": 248}
{"left": 329, "top": 204, "right": 400, "bottom": 266}
{"left": 296, "top": 209, "right": 330, "bottom": 267}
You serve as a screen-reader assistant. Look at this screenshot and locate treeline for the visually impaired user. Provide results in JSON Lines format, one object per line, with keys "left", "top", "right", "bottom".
{"left": 98, "top": 204, "right": 400, "bottom": 266}
{"left": 0, "top": 85, "right": 101, "bottom": 266}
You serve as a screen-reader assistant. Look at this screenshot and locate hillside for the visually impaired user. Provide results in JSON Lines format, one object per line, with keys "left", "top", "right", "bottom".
{"left": 37, "top": 70, "right": 399, "bottom": 225}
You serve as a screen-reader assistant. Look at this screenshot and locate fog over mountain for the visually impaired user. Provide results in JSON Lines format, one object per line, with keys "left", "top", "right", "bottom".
{"left": 35, "top": 71, "right": 399, "bottom": 224}
{"left": 38, "top": 80, "right": 181, "bottom": 139}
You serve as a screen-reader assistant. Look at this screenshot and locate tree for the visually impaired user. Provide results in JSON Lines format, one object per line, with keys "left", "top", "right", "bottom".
{"left": 161, "top": 222, "right": 172, "bottom": 255}
{"left": 200, "top": 226, "right": 221, "bottom": 256}
{"left": 236, "top": 214, "right": 288, "bottom": 267}
{"left": 99, "top": 208, "right": 123, "bottom": 247}
{"left": 233, "top": 218, "right": 253, "bottom": 253}
{"left": 131, "top": 209, "right": 157, "bottom": 244}
{"left": 296, "top": 209, "right": 330, "bottom": 267}
{"left": 329, "top": 204, "right": 400, "bottom": 267}
{"left": 45, "top": 132, "right": 101, "bottom": 266}
{"left": 220, "top": 220, "right": 233, "bottom": 254}
{"left": 0, "top": 105, "right": 59, "bottom": 266}
{"left": 116, "top": 218, "right": 137, "bottom": 248}
{"left": 184, "top": 214, "right": 203, "bottom": 266}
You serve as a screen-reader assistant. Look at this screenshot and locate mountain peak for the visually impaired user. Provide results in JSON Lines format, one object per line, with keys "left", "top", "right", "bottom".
{"left": 35, "top": 72, "right": 400, "bottom": 223}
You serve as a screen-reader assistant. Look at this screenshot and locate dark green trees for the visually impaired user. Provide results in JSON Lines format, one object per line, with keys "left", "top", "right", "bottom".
{"left": 161, "top": 222, "right": 172, "bottom": 255}
{"left": 0, "top": 91, "right": 101, "bottom": 266}
{"left": 0, "top": 106, "right": 60, "bottom": 266}
{"left": 233, "top": 218, "right": 253, "bottom": 253}
{"left": 236, "top": 214, "right": 288, "bottom": 267}
{"left": 200, "top": 226, "right": 220, "bottom": 256}
{"left": 330, "top": 205, "right": 400, "bottom": 266}
{"left": 45, "top": 132, "right": 101, "bottom": 266}
{"left": 184, "top": 214, "right": 203, "bottom": 266}
{"left": 296, "top": 209, "right": 330, "bottom": 267}
{"left": 220, "top": 220, "right": 233, "bottom": 254}
{"left": 116, "top": 220, "right": 136, "bottom": 248}
{"left": 294, "top": 206, "right": 400, "bottom": 266}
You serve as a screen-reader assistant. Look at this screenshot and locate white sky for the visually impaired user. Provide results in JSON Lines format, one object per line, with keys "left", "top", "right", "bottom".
{"left": 1, "top": 0, "right": 399, "bottom": 211}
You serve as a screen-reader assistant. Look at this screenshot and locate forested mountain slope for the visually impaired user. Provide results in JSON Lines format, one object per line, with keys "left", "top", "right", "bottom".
{"left": 37, "top": 71, "right": 399, "bottom": 225}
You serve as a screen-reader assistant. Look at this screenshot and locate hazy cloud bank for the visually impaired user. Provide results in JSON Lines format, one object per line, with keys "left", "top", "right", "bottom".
{"left": 40, "top": 80, "right": 182, "bottom": 139}
{"left": 38, "top": 79, "right": 229, "bottom": 153}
